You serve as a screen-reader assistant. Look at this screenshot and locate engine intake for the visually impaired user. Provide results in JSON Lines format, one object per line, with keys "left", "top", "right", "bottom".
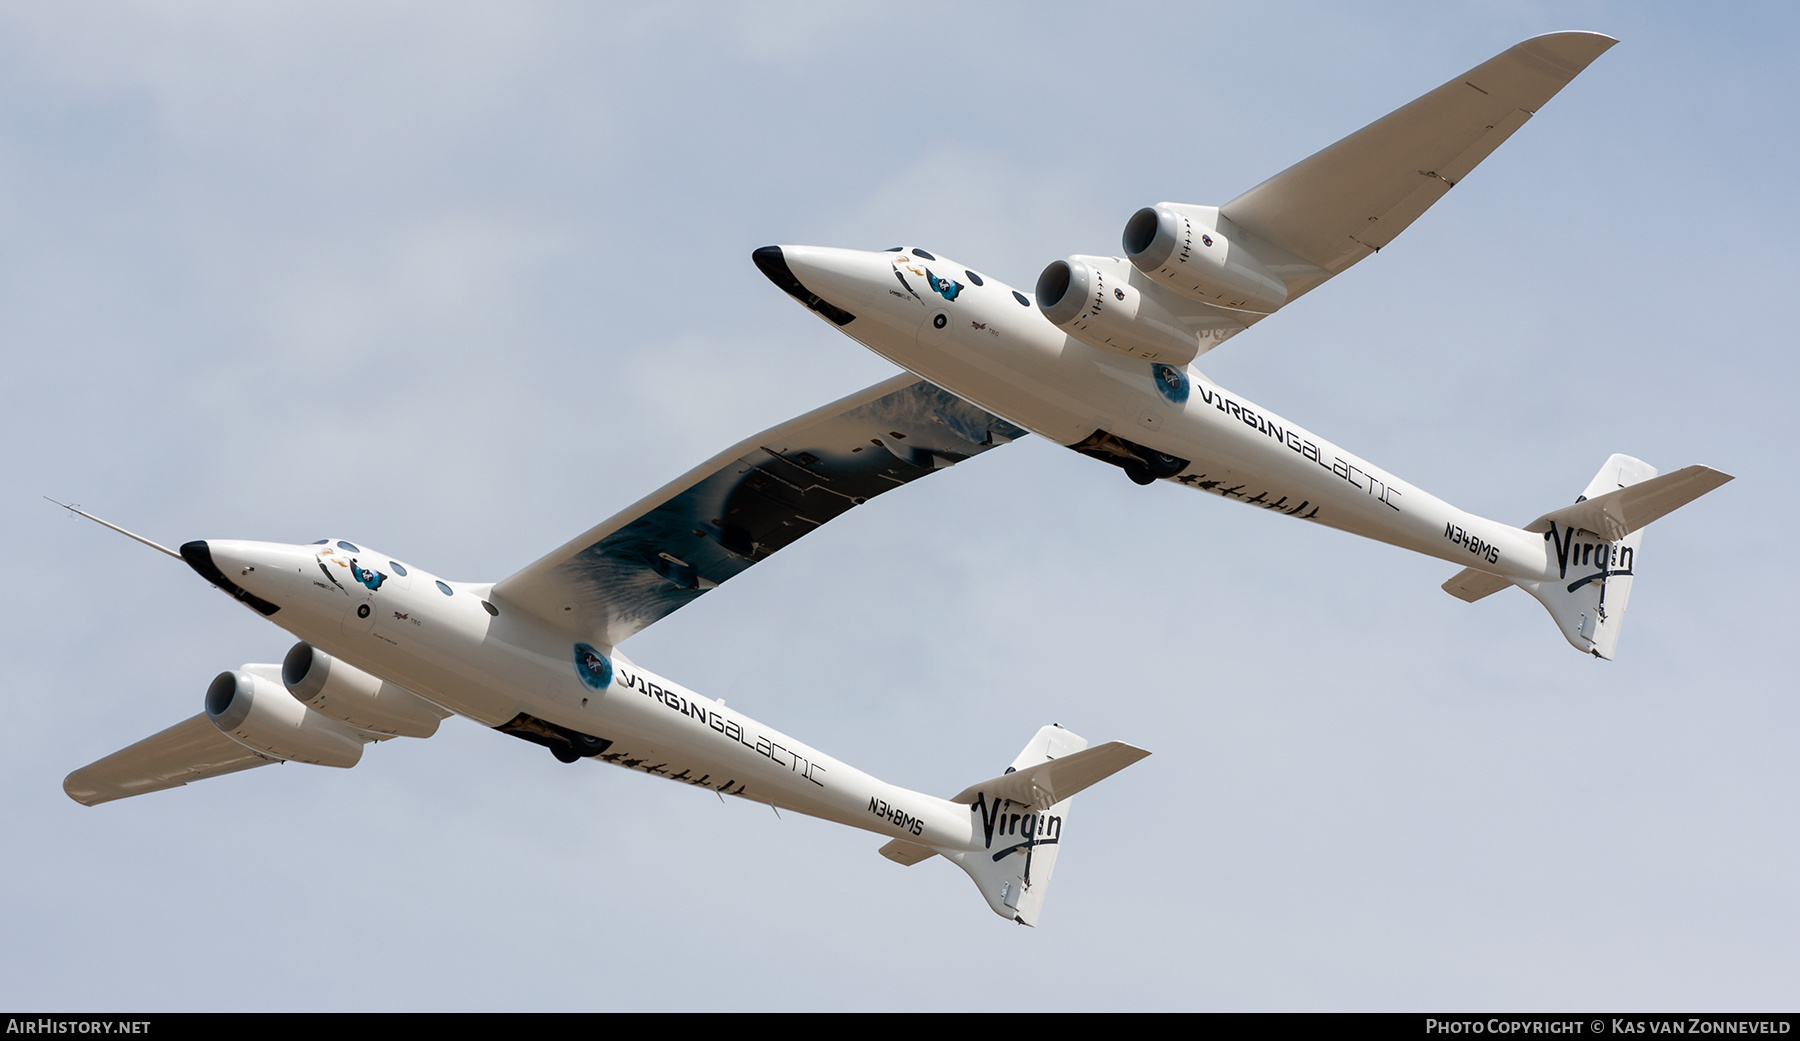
{"left": 1123, "top": 205, "right": 1288, "bottom": 314}
{"left": 282, "top": 642, "right": 443, "bottom": 739}
{"left": 205, "top": 669, "right": 364, "bottom": 768}
{"left": 1035, "top": 256, "right": 1202, "bottom": 366}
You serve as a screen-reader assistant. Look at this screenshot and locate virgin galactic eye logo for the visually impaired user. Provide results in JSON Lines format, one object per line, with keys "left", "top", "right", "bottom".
{"left": 1151, "top": 363, "right": 1190, "bottom": 405}
{"left": 574, "top": 642, "right": 614, "bottom": 690}
{"left": 924, "top": 269, "right": 963, "bottom": 301}
{"left": 347, "top": 559, "right": 385, "bottom": 591}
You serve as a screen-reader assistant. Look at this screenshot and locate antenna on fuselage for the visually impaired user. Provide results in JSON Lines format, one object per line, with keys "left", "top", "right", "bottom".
{"left": 45, "top": 497, "right": 182, "bottom": 560}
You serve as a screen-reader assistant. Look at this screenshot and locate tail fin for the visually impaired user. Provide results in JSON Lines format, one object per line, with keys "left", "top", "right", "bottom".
{"left": 1443, "top": 454, "right": 1732, "bottom": 659}
{"left": 880, "top": 724, "right": 1149, "bottom": 926}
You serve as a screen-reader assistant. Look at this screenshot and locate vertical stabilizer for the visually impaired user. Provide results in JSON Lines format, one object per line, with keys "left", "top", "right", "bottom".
{"left": 934, "top": 725, "right": 1149, "bottom": 926}
{"left": 1522, "top": 455, "right": 1656, "bottom": 659}
{"left": 1523, "top": 455, "right": 1655, "bottom": 658}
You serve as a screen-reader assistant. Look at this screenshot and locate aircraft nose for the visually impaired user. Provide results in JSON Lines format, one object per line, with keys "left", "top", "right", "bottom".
{"left": 180, "top": 540, "right": 219, "bottom": 582}
{"left": 753, "top": 245, "right": 874, "bottom": 326}
{"left": 180, "top": 539, "right": 284, "bottom": 617}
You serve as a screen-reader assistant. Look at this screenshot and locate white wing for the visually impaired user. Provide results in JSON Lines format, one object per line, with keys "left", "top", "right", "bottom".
{"left": 1222, "top": 31, "right": 1618, "bottom": 303}
{"left": 64, "top": 713, "right": 277, "bottom": 806}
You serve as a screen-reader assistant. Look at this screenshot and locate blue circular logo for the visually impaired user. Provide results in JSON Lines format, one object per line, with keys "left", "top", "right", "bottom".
{"left": 1151, "top": 363, "right": 1190, "bottom": 405}
{"left": 573, "top": 643, "right": 613, "bottom": 690}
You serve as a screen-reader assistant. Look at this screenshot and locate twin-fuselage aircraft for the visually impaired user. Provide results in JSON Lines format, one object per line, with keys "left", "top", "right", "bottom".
{"left": 61, "top": 32, "right": 1722, "bottom": 926}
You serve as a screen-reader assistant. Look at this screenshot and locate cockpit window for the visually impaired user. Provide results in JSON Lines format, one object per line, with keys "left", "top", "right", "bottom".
{"left": 337, "top": 541, "right": 360, "bottom": 552}
{"left": 910, "top": 248, "right": 936, "bottom": 261}
{"left": 312, "top": 539, "right": 329, "bottom": 545}
{"left": 390, "top": 562, "right": 408, "bottom": 576}
{"left": 883, "top": 246, "right": 902, "bottom": 252}
{"left": 436, "top": 580, "right": 453, "bottom": 596}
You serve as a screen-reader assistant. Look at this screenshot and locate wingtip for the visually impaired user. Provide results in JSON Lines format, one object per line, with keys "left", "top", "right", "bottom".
{"left": 1113, "top": 742, "right": 1154, "bottom": 766}
{"left": 1693, "top": 465, "right": 1736, "bottom": 489}
{"left": 63, "top": 773, "right": 104, "bottom": 807}
{"left": 1668, "top": 464, "right": 1735, "bottom": 490}
{"left": 1518, "top": 31, "right": 1620, "bottom": 72}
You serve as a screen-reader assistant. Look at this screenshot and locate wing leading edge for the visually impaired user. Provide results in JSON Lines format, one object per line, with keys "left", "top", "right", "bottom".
{"left": 492, "top": 375, "right": 1027, "bottom": 646}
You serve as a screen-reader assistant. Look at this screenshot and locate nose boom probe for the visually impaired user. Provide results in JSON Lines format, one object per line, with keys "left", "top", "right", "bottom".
{"left": 45, "top": 497, "right": 182, "bottom": 560}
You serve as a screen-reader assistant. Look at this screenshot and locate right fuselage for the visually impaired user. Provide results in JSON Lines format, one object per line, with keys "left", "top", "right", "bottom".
{"left": 765, "top": 244, "right": 1563, "bottom": 586}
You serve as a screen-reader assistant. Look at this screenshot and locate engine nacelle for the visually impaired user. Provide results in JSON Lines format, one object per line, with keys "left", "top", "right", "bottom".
{"left": 1035, "top": 255, "right": 1201, "bottom": 366}
{"left": 282, "top": 642, "right": 443, "bottom": 739}
{"left": 205, "top": 668, "right": 365, "bottom": 768}
{"left": 1122, "top": 204, "right": 1288, "bottom": 314}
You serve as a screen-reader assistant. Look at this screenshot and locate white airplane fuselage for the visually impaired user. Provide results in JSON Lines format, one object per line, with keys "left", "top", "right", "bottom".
{"left": 199, "top": 538, "right": 982, "bottom": 850}
{"left": 772, "top": 245, "right": 1571, "bottom": 586}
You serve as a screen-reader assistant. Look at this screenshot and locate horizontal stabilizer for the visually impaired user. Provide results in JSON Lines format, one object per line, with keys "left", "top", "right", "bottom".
{"left": 1443, "top": 566, "right": 1511, "bottom": 603}
{"left": 878, "top": 839, "right": 938, "bottom": 867}
{"left": 64, "top": 713, "right": 277, "bottom": 806}
{"left": 1525, "top": 465, "right": 1734, "bottom": 542}
{"left": 948, "top": 741, "right": 1150, "bottom": 812}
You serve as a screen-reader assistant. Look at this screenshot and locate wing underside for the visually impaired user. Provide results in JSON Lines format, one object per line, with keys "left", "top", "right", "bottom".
{"left": 1221, "top": 31, "right": 1617, "bottom": 301}
{"left": 492, "top": 375, "right": 1026, "bottom": 646}
{"left": 64, "top": 713, "right": 278, "bottom": 806}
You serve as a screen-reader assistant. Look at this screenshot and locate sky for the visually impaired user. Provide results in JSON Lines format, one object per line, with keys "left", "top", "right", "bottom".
{"left": 3, "top": 1, "right": 1796, "bottom": 1012}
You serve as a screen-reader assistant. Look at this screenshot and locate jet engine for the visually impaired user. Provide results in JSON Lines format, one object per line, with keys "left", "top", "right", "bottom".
{"left": 1034, "top": 255, "right": 1202, "bottom": 366}
{"left": 1122, "top": 204, "right": 1288, "bottom": 314}
{"left": 205, "top": 668, "right": 366, "bottom": 768}
{"left": 282, "top": 642, "right": 444, "bottom": 739}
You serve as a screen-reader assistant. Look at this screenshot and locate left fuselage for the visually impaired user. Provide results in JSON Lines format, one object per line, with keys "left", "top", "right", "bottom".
{"left": 188, "top": 537, "right": 982, "bottom": 851}
{"left": 764, "top": 244, "right": 1562, "bottom": 585}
